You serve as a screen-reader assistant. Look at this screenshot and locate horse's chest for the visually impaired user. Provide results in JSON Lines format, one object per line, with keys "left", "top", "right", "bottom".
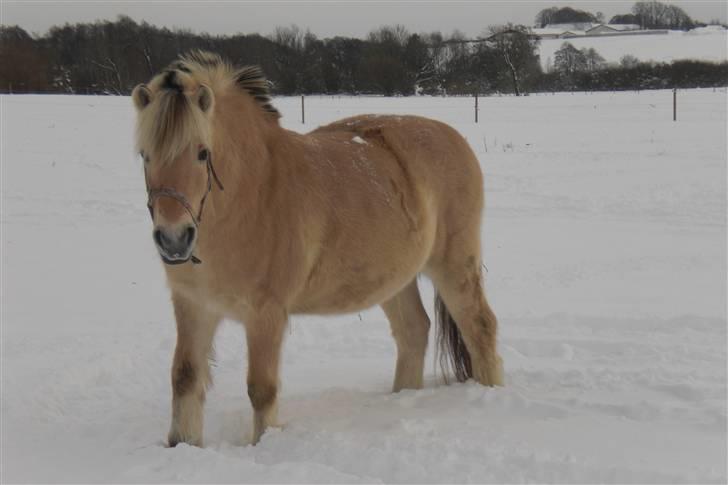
{"left": 167, "top": 275, "right": 250, "bottom": 320}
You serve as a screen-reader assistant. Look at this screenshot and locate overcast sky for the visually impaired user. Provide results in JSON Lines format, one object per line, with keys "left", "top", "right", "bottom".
{"left": 2, "top": 1, "right": 726, "bottom": 39}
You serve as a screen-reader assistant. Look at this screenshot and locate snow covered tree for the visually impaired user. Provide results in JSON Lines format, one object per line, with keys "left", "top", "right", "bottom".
{"left": 485, "top": 24, "right": 541, "bottom": 96}
{"left": 404, "top": 33, "right": 437, "bottom": 94}
{"left": 52, "top": 65, "right": 73, "bottom": 93}
{"left": 631, "top": 1, "right": 695, "bottom": 30}
{"left": 609, "top": 13, "right": 640, "bottom": 25}
{"left": 620, "top": 54, "right": 641, "bottom": 68}
{"left": 582, "top": 48, "right": 606, "bottom": 71}
{"left": 534, "top": 7, "right": 559, "bottom": 27}
{"left": 554, "top": 42, "right": 587, "bottom": 74}
{"left": 534, "top": 6, "right": 598, "bottom": 27}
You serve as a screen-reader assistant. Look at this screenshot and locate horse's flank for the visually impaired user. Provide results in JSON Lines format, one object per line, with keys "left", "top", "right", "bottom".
{"left": 133, "top": 51, "right": 502, "bottom": 446}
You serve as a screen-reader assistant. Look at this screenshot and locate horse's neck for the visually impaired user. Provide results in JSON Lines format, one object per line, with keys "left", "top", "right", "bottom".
{"left": 204, "top": 120, "right": 281, "bottom": 231}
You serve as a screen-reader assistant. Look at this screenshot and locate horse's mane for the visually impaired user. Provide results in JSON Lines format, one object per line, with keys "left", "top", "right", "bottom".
{"left": 135, "top": 50, "right": 278, "bottom": 164}
{"left": 177, "top": 51, "right": 279, "bottom": 117}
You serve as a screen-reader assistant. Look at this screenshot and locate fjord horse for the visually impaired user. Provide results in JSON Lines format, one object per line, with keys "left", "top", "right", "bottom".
{"left": 132, "top": 51, "right": 502, "bottom": 446}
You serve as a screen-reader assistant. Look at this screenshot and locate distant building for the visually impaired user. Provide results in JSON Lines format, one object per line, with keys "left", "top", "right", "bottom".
{"left": 586, "top": 25, "right": 620, "bottom": 35}
{"left": 544, "top": 22, "right": 598, "bottom": 32}
{"left": 608, "top": 24, "right": 641, "bottom": 32}
{"left": 531, "top": 28, "right": 580, "bottom": 39}
{"left": 532, "top": 23, "right": 668, "bottom": 40}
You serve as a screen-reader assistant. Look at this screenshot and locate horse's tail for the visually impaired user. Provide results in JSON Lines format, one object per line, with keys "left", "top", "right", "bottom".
{"left": 434, "top": 293, "right": 472, "bottom": 382}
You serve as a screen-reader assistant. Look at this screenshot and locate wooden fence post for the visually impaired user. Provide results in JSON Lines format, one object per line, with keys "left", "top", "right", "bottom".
{"left": 301, "top": 95, "right": 305, "bottom": 124}
{"left": 673, "top": 88, "right": 677, "bottom": 122}
{"left": 474, "top": 93, "right": 478, "bottom": 123}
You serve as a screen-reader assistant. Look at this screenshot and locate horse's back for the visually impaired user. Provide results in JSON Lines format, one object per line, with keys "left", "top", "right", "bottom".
{"left": 314, "top": 114, "right": 485, "bottom": 234}
{"left": 314, "top": 114, "right": 483, "bottom": 199}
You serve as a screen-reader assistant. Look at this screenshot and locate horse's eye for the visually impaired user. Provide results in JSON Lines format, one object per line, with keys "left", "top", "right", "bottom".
{"left": 198, "top": 149, "right": 209, "bottom": 162}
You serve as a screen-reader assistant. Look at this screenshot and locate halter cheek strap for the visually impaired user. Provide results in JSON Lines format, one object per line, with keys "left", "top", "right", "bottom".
{"left": 145, "top": 153, "right": 224, "bottom": 265}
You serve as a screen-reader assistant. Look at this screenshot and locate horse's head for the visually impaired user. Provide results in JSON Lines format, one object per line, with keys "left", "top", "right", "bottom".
{"left": 132, "top": 65, "right": 222, "bottom": 265}
{"left": 132, "top": 51, "right": 279, "bottom": 265}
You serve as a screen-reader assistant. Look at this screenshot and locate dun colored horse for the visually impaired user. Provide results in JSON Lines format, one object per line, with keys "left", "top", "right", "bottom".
{"left": 132, "top": 51, "right": 503, "bottom": 446}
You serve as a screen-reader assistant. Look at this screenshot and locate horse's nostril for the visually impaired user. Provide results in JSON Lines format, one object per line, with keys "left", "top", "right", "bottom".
{"left": 153, "top": 229, "right": 164, "bottom": 248}
{"left": 154, "top": 228, "right": 176, "bottom": 251}
{"left": 184, "top": 226, "right": 196, "bottom": 246}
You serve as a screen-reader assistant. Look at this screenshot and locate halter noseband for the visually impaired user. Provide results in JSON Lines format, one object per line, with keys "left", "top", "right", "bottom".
{"left": 146, "top": 151, "right": 224, "bottom": 265}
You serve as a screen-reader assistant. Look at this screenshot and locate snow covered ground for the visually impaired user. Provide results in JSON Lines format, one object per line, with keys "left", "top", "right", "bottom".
{"left": 1, "top": 89, "right": 726, "bottom": 483}
{"left": 539, "top": 27, "right": 728, "bottom": 70}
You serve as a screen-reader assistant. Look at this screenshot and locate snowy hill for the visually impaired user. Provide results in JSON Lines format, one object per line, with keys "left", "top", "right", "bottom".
{"left": 539, "top": 27, "right": 728, "bottom": 70}
{"left": 2, "top": 90, "right": 726, "bottom": 483}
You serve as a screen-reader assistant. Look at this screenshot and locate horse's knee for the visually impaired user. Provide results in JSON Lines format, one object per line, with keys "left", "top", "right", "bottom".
{"left": 247, "top": 382, "right": 277, "bottom": 411}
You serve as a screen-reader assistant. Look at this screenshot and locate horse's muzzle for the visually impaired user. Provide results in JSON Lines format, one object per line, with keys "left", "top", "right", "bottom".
{"left": 154, "top": 225, "right": 196, "bottom": 264}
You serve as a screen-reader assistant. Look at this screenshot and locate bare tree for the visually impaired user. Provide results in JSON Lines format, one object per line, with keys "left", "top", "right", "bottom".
{"left": 582, "top": 47, "right": 605, "bottom": 71}
{"left": 486, "top": 25, "right": 540, "bottom": 96}
{"left": 620, "top": 55, "right": 641, "bottom": 68}
{"left": 554, "top": 42, "right": 587, "bottom": 75}
{"left": 632, "top": 0, "right": 694, "bottom": 30}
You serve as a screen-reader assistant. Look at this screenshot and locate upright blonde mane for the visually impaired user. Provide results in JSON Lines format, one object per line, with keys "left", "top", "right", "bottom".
{"left": 134, "top": 50, "right": 278, "bottom": 164}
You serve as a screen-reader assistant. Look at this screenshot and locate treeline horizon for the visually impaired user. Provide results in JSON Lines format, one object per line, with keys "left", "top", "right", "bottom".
{"left": 1, "top": 14, "right": 726, "bottom": 97}
{"left": 535, "top": 1, "right": 710, "bottom": 30}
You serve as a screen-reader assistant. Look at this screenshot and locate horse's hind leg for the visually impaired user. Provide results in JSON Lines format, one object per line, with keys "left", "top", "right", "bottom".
{"left": 168, "top": 292, "right": 221, "bottom": 447}
{"left": 381, "top": 279, "right": 431, "bottom": 392}
{"left": 429, "top": 252, "right": 503, "bottom": 387}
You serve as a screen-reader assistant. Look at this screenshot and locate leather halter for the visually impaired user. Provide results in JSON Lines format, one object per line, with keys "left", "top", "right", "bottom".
{"left": 145, "top": 151, "right": 224, "bottom": 264}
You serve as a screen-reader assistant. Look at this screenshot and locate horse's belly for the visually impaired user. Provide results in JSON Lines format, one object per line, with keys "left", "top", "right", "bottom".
{"left": 293, "top": 232, "right": 432, "bottom": 315}
{"left": 295, "top": 267, "right": 413, "bottom": 314}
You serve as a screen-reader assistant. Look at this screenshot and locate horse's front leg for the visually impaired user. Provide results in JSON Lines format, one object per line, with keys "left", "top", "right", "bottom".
{"left": 168, "top": 292, "right": 221, "bottom": 447}
{"left": 244, "top": 304, "right": 287, "bottom": 445}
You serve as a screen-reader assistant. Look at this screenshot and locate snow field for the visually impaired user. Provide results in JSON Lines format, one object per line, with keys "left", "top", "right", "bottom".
{"left": 1, "top": 89, "right": 726, "bottom": 482}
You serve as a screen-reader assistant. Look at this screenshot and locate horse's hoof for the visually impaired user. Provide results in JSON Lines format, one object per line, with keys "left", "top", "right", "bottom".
{"left": 167, "top": 433, "right": 202, "bottom": 448}
{"left": 475, "top": 355, "right": 504, "bottom": 387}
{"left": 489, "top": 355, "right": 505, "bottom": 386}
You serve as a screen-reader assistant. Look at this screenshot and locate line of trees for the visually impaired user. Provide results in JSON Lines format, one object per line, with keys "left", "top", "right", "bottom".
{"left": 1, "top": 15, "right": 726, "bottom": 97}
{"left": 545, "top": 41, "right": 728, "bottom": 92}
{"left": 535, "top": 7, "right": 604, "bottom": 28}
{"left": 535, "top": 1, "right": 708, "bottom": 30}
{"left": 629, "top": 1, "right": 697, "bottom": 30}
{"left": 541, "top": 59, "right": 728, "bottom": 92}
{"left": 0, "top": 17, "right": 545, "bottom": 96}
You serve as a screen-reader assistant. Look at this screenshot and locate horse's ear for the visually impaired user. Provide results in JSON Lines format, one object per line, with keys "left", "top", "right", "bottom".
{"left": 195, "top": 85, "right": 214, "bottom": 114}
{"left": 132, "top": 84, "right": 152, "bottom": 111}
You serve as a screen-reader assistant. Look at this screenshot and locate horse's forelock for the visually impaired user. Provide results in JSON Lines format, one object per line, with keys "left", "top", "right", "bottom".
{"left": 136, "top": 87, "right": 211, "bottom": 165}
{"left": 135, "top": 50, "right": 281, "bottom": 164}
